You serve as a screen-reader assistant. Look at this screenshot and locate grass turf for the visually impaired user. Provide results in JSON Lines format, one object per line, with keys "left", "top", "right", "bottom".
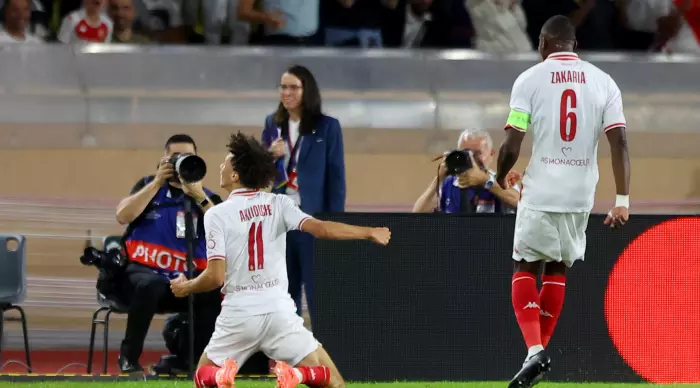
{"left": 0, "top": 382, "right": 687, "bottom": 388}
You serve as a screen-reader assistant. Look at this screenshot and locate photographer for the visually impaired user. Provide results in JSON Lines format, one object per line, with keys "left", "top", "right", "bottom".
{"left": 113, "top": 134, "right": 223, "bottom": 374}
{"left": 413, "top": 130, "right": 521, "bottom": 214}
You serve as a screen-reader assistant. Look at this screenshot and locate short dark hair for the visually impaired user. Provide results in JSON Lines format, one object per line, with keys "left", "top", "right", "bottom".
{"left": 227, "top": 132, "right": 277, "bottom": 190}
{"left": 273, "top": 65, "right": 323, "bottom": 136}
{"left": 165, "top": 134, "right": 197, "bottom": 152}
{"left": 541, "top": 15, "right": 576, "bottom": 41}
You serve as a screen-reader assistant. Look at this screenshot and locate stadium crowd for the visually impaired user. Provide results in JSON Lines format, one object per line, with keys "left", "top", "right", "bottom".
{"left": 0, "top": 0, "right": 698, "bottom": 53}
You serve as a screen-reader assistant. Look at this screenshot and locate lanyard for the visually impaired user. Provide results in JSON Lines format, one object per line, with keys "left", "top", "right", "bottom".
{"left": 286, "top": 136, "right": 302, "bottom": 175}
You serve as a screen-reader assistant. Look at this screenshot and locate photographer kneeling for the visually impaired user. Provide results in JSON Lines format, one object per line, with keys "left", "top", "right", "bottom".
{"left": 114, "top": 135, "right": 223, "bottom": 374}
{"left": 413, "top": 130, "right": 520, "bottom": 214}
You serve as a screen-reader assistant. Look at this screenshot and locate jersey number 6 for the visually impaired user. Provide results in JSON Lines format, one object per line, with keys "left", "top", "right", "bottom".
{"left": 248, "top": 222, "right": 264, "bottom": 271}
{"left": 559, "top": 89, "right": 577, "bottom": 142}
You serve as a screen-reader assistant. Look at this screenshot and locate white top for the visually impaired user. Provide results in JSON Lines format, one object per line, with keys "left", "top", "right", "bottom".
{"left": 204, "top": 189, "right": 313, "bottom": 317}
{"left": 506, "top": 52, "right": 626, "bottom": 213}
{"left": 0, "top": 29, "right": 43, "bottom": 43}
{"left": 288, "top": 119, "right": 300, "bottom": 147}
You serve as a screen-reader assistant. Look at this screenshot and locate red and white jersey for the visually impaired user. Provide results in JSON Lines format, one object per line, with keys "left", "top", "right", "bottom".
{"left": 204, "top": 189, "right": 312, "bottom": 317}
{"left": 505, "top": 52, "right": 626, "bottom": 213}
{"left": 58, "top": 9, "right": 113, "bottom": 43}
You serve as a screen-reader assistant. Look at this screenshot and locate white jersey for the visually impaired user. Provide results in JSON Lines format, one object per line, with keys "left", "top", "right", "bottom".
{"left": 204, "top": 189, "right": 312, "bottom": 317}
{"left": 505, "top": 52, "right": 626, "bottom": 213}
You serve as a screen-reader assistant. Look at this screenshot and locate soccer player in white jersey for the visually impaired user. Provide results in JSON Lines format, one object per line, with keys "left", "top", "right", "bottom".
{"left": 494, "top": 15, "right": 631, "bottom": 388}
{"left": 169, "top": 132, "right": 391, "bottom": 388}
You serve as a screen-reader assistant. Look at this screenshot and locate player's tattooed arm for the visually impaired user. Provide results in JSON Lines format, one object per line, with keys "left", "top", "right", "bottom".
{"left": 496, "top": 129, "right": 526, "bottom": 188}
{"left": 605, "top": 127, "right": 630, "bottom": 196}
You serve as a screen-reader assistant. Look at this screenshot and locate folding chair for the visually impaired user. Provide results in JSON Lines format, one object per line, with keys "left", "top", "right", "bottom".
{"left": 86, "top": 235, "right": 128, "bottom": 374}
{"left": 0, "top": 235, "right": 32, "bottom": 372}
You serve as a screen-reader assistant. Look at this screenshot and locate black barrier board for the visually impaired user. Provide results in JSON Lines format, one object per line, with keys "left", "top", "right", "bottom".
{"left": 0, "top": 373, "right": 274, "bottom": 382}
{"left": 312, "top": 213, "right": 700, "bottom": 384}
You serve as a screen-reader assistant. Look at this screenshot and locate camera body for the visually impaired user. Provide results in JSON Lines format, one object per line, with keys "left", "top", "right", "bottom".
{"left": 169, "top": 153, "right": 207, "bottom": 183}
{"left": 444, "top": 148, "right": 485, "bottom": 176}
{"left": 80, "top": 246, "right": 128, "bottom": 271}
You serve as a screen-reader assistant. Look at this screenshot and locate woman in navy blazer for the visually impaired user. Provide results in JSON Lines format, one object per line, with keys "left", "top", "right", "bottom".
{"left": 261, "top": 65, "right": 346, "bottom": 327}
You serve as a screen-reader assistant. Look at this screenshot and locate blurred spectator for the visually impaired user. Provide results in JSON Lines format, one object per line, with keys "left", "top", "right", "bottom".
{"left": 201, "top": 0, "right": 250, "bottom": 44}
{"left": 237, "top": 0, "right": 318, "bottom": 46}
{"left": 658, "top": 0, "right": 700, "bottom": 53}
{"left": 322, "top": 0, "right": 398, "bottom": 48}
{"left": 411, "top": 0, "right": 475, "bottom": 48}
{"left": 616, "top": 0, "right": 700, "bottom": 53}
{"left": 617, "top": 0, "right": 662, "bottom": 50}
{"left": 0, "top": 0, "right": 44, "bottom": 42}
{"left": 0, "top": 0, "right": 51, "bottom": 39}
{"left": 132, "top": 0, "right": 187, "bottom": 43}
{"left": 466, "top": 0, "right": 531, "bottom": 52}
{"left": 380, "top": 0, "right": 408, "bottom": 47}
{"left": 522, "top": 0, "right": 618, "bottom": 50}
{"left": 57, "top": 0, "right": 113, "bottom": 43}
{"left": 108, "top": 0, "right": 150, "bottom": 43}
{"left": 261, "top": 65, "right": 346, "bottom": 327}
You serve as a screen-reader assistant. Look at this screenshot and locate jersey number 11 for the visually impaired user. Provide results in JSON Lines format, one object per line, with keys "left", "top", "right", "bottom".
{"left": 248, "top": 222, "right": 264, "bottom": 271}
{"left": 559, "top": 89, "right": 577, "bottom": 142}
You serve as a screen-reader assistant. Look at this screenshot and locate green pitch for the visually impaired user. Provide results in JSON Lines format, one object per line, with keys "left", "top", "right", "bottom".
{"left": 0, "top": 382, "right": 688, "bottom": 388}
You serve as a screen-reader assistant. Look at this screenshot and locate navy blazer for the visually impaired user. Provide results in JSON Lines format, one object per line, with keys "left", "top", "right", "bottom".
{"left": 261, "top": 114, "right": 346, "bottom": 215}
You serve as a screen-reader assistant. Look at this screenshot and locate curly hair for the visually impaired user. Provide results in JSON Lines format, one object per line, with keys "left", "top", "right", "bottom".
{"left": 227, "top": 132, "right": 278, "bottom": 190}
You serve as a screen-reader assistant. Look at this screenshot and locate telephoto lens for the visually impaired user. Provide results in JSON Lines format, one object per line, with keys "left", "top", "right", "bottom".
{"left": 170, "top": 153, "right": 207, "bottom": 183}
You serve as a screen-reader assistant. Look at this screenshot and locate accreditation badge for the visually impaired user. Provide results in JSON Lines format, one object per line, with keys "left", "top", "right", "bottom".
{"left": 176, "top": 211, "right": 199, "bottom": 239}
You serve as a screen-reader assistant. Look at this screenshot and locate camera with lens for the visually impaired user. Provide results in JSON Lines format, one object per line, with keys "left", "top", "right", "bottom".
{"left": 169, "top": 153, "right": 207, "bottom": 183}
{"left": 444, "top": 148, "right": 485, "bottom": 176}
{"left": 80, "top": 246, "right": 128, "bottom": 271}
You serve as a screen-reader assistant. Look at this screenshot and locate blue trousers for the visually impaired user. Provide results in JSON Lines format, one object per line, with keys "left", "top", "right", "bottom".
{"left": 286, "top": 230, "right": 316, "bottom": 326}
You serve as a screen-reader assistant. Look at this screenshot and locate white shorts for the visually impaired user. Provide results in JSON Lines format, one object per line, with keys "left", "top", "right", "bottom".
{"left": 512, "top": 205, "right": 590, "bottom": 268}
{"left": 204, "top": 310, "right": 320, "bottom": 367}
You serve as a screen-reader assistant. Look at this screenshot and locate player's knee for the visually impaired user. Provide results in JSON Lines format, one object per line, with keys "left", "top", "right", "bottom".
{"left": 328, "top": 376, "right": 346, "bottom": 388}
{"left": 512, "top": 260, "right": 539, "bottom": 275}
{"left": 295, "top": 346, "right": 322, "bottom": 366}
{"left": 196, "top": 352, "right": 214, "bottom": 369}
{"left": 543, "top": 261, "right": 566, "bottom": 276}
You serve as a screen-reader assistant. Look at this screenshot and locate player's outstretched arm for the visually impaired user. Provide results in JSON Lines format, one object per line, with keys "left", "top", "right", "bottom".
{"left": 301, "top": 218, "right": 391, "bottom": 246}
{"left": 604, "top": 127, "right": 630, "bottom": 228}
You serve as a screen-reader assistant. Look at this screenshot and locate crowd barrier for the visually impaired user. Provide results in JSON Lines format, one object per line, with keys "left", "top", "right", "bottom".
{"left": 312, "top": 213, "right": 700, "bottom": 384}
{"left": 0, "top": 45, "right": 698, "bottom": 133}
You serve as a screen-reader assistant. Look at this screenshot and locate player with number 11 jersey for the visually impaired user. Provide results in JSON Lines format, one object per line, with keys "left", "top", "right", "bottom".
{"left": 169, "top": 132, "right": 391, "bottom": 388}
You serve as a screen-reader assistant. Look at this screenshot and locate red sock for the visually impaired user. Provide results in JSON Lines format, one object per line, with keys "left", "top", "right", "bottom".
{"left": 296, "top": 366, "right": 331, "bottom": 387}
{"left": 539, "top": 275, "right": 566, "bottom": 348}
{"left": 512, "top": 272, "right": 543, "bottom": 349}
{"left": 194, "top": 365, "right": 219, "bottom": 388}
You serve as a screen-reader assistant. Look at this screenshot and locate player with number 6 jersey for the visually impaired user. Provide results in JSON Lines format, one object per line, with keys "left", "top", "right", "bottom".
{"left": 169, "top": 132, "right": 391, "bottom": 388}
{"left": 495, "top": 15, "right": 631, "bottom": 388}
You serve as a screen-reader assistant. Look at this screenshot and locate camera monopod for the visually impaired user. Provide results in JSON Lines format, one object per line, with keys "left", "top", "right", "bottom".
{"left": 183, "top": 196, "right": 196, "bottom": 379}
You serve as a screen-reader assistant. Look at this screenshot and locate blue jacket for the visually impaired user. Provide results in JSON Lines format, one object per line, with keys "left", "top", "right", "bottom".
{"left": 124, "top": 176, "right": 217, "bottom": 280}
{"left": 261, "top": 113, "right": 346, "bottom": 215}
